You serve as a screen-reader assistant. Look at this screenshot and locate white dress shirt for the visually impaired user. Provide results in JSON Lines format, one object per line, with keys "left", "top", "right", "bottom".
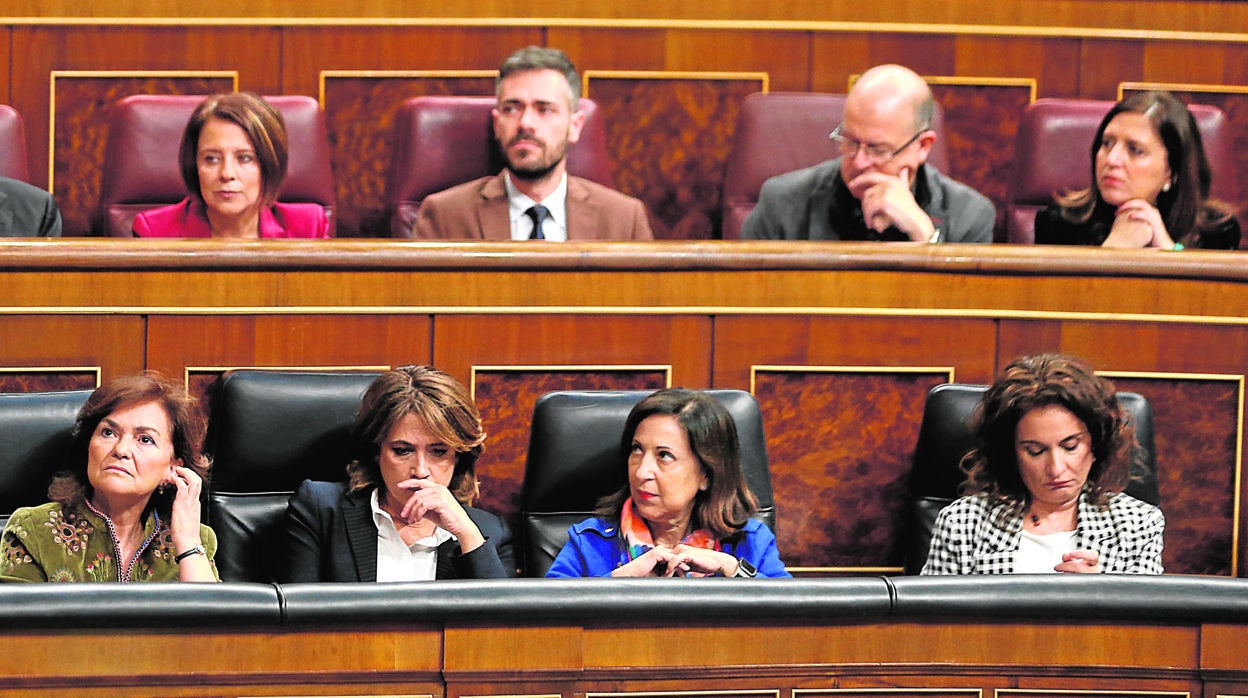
{"left": 370, "top": 488, "right": 455, "bottom": 582}
{"left": 1014, "top": 528, "right": 1077, "bottom": 574}
{"left": 505, "top": 171, "right": 569, "bottom": 241}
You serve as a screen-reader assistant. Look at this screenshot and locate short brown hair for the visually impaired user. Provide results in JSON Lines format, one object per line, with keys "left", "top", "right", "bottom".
{"left": 497, "top": 46, "right": 580, "bottom": 107}
{"left": 50, "top": 372, "right": 209, "bottom": 516}
{"left": 178, "top": 92, "right": 289, "bottom": 208}
{"left": 345, "top": 366, "right": 485, "bottom": 506}
{"left": 596, "top": 388, "right": 758, "bottom": 540}
{"left": 961, "top": 353, "right": 1134, "bottom": 511}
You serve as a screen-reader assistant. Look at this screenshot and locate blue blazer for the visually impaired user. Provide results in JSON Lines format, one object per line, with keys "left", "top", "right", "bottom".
{"left": 546, "top": 516, "right": 791, "bottom": 578}
{"left": 269, "top": 480, "right": 514, "bottom": 582}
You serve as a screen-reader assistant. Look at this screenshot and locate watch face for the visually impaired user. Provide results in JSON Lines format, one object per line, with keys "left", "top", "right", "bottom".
{"left": 735, "top": 558, "right": 757, "bottom": 577}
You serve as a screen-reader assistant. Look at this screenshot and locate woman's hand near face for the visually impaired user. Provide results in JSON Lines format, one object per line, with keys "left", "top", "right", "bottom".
{"left": 168, "top": 465, "right": 204, "bottom": 552}
{"left": 169, "top": 465, "right": 217, "bottom": 582}
{"left": 664, "top": 545, "right": 740, "bottom": 577}
{"left": 1055, "top": 549, "right": 1102, "bottom": 574}
{"left": 398, "top": 477, "right": 485, "bottom": 553}
{"left": 1104, "top": 199, "right": 1174, "bottom": 248}
{"left": 611, "top": 545, "right": 676, "bottom": 577}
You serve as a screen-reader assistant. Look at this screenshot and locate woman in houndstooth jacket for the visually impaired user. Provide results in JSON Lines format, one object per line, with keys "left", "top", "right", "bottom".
{"left": 922, "top": 353, "right": 1164, "bottom": 575}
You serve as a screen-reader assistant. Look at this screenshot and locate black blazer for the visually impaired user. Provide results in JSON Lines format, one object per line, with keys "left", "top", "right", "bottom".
{"left": 268, "top": 480, "right": 514, "bottom": 582}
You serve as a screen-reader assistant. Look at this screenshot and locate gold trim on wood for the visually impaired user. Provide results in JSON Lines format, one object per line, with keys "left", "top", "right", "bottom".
{"left": 997, "top": 691, "right": 1189, "bottom": 698}
{"left": 587, "top": 692, "right": 779, "bottom": 698}
{"left": 926, "top": 76, "right": 1038, "bottom": 105}
{"left": 47, "top": 70, "right": 239, "bottom": 192}
{"left": 1119, "top": 81, "right": 1248, "bottom": 101}
{"left": 583, "top": 70, "right": 770, "bottom": 97}
{"left": 467, "top": 364, "right": 673, "bottom": 399}
{"left": 317, "top": 69, "right": 498, "bottom": 109}
{"left": 797, "top": 690, "right": 982, "bottom": 697}
{"left": 750, "top": 364, "right": 954, "bottom": 574}
{"left": 5, "top": 16, "right": 1248, "bottom": 44}
{"left": 0, "top": 366, "right": 102, "bottom": 388}
{"left": 749, "top": 364, "right": 956, "bottom": 395}
{"left": 1098, "top": 369, "right": 1245, "bottom": 577}
{"left": 8, "top": 305, "right": 1248, "bottom": 328}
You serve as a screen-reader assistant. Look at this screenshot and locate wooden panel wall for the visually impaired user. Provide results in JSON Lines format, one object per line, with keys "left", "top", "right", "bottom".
{"left": 1, "top": 241, "right": 1245, "bottom": 577}
{"left": 2, "top": 16, "right": 1248, "bottom": 237}
{"left": 7, "top": 0, "right": 1248, "bottom": 32}
{"left": 0, "top": 610, "right": 1236, "bottom": 697}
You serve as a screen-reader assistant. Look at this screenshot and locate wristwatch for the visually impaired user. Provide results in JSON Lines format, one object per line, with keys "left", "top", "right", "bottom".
{"left": 174, "top": 544, "right": 206, "bottom": 563}
{"left": 732, "top": 558, "right": 757, "bottom": 578}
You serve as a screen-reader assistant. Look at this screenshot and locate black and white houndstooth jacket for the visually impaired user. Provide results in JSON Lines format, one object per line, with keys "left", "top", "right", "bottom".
{"left": 920, "top": 490, "right": 1165, "bottom": 575}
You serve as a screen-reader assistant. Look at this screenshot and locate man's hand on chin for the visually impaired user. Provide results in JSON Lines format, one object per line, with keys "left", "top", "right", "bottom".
{"left": 849, "top": 166, "right": 936, "bottom": 241}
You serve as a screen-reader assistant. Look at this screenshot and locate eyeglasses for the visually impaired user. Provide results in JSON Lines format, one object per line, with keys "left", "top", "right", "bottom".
{"left": 829, "top": 124, "right": 927, "bottom": 165}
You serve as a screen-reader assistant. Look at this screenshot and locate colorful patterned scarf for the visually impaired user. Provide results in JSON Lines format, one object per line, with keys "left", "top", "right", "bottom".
{"left": 621, "top": 496, "right": 721, "bottom": 561}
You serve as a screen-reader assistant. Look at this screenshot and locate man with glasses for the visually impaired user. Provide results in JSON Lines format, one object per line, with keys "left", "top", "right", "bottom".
{"left": 741, "top": 64, "right": 993, "bottom": 243}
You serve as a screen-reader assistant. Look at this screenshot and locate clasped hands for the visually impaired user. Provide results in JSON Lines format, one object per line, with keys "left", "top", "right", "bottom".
{"left": 611, "top": 544, "right": 739, "bottom": 578}
{"left": 1103, "top": 198, "right": 1175, "bottom": 249}
{"left": 850, "top": 167, "right": 937, "bottom": 242}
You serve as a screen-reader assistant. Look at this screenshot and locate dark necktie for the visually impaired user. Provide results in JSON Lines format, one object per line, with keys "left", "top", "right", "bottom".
{"left": 526, "top": 204, "right": 551, "bottom": 240}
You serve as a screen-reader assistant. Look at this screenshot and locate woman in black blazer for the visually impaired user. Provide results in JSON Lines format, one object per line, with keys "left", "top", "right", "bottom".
{"left": 269, "top": 365, "right": 513, "bottom": 582}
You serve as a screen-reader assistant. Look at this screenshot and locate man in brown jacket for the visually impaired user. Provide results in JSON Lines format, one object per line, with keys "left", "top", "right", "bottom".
{"left": 412, "top": 46, "right": 653, "bottom": 241}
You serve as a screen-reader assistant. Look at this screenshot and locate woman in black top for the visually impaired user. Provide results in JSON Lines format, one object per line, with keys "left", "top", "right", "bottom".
{"left": 1035, "top": 91, "right": 1239, "bottom": 250}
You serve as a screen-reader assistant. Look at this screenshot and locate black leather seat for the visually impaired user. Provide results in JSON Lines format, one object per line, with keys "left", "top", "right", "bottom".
{"left": 904, "top": 383, "right": 1160, "bottom": 574}
{"left": 0, "top": 389, "right": 92, "bottom": 529}
{"left": 204, "top": 370, "right": 381, "bottom": 582}
{"left": 519, "top": 389, "right": 776, "bottom": 577}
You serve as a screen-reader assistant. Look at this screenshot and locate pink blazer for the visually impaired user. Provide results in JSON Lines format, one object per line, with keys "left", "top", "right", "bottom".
{"left": 133, "top": 197, "right": 331, "bottom": 238}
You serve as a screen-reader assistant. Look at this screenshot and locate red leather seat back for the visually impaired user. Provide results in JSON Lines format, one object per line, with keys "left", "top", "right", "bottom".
{"left": 384, "top": 96, "right": 613, "bottom": 238}
{"left": 1006, "top": 98, "right": 1236, "bottom": 244}
{"left": 96, "top": 94, "right": 337, "bottom": 237}
{"left": 721, "top": 92, "right": 949, "bottom": 240}
{"left": 0, "top": 105, "right": 30, "bottom": 183}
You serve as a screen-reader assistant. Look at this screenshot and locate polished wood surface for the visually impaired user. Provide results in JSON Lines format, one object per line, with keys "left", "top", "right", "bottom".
{"left": 1, "top": 239, "right": 1245, "bottom": 575}
{"left": 0, "top": 618, "right": 1231, "bottom": 696}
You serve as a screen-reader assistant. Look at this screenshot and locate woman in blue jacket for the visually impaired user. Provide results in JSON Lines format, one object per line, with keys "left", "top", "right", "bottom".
{"left": 547, "top": 388, "right": 789, "bottom": 578}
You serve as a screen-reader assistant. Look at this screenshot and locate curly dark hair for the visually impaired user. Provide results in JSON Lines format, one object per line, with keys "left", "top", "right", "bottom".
{"left": 961, "top": 353, "right": 1135, "bottom": 514}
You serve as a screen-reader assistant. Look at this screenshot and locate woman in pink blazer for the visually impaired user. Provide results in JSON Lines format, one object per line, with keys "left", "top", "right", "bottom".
{"left": 133, "top": 92, "right": 329, "bottom": 239}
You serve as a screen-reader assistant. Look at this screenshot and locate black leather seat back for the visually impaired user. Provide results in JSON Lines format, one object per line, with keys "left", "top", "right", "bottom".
{"left": 204, "top": 370, "right": 380, "bottom": 582}
{"left": 0, "top": 390, "right": 92, "bottom": 530}
{"left": 905, "top": 383, "right": 1160, "bottom": 574}
{"left": 520, "top": 389, "right": 776, "bottom": 577}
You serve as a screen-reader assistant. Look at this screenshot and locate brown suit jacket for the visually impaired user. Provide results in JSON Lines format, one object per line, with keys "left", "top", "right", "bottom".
{"left": 412, "top": 172, "right": 654, "bottom": 241}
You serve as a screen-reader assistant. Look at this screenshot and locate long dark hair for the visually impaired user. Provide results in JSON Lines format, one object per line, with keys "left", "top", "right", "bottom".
{"left": 1057, "top": 90, "right": 1235, "bottom": 247}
